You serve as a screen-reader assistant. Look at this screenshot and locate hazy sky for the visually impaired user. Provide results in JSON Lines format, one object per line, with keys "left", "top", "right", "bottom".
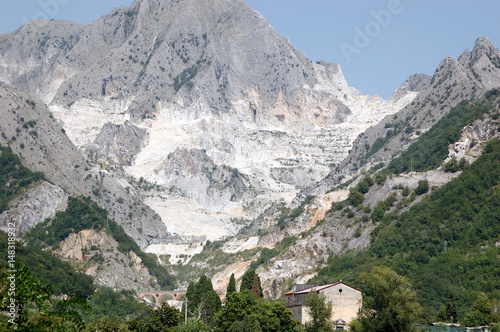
{"left": 0, "top": 0, "right": 499, "bottom": 98}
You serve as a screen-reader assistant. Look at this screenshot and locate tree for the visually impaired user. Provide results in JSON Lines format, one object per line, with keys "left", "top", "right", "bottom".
{"left": 251, "top": 275, "right": 261, "bottom": 300}
{"left": 348, "top": 189, "right": 365, "bottom": 206}
{"left": 213, "top": 291, "right": 257, "bottom": 332}
{"left": 128, "top": 302, "right": 182, "bottom": 331}
{"left": 352, "top": 266, "right": 422, "bottom": 332}
{"left": 213, "top": 290, "right": 299, "bottom": 332}
{"left": 185, "top": 275, "right": 221, "bottom": 327}
{"left": 437, "top": 297, "right": 458, "bottom": 323}
{"left": 175, "top": 317, "right": 210, "bottom": 332}
{"left": 85, "top": 288, "right": 150, "bottom": 322}
{"left": 303, "top": 291, "right": 334, "bottom": 332}
{"left": 227, "top": 273, "right": 237, "bottom": 295}
{"left": 84, "top": 316, "right": 130, "bottom": 332}
{"left": 240, "top": 269, "right": 263, "bottom": 298}
{"left": 228, "top": 315, "right": 262, "bottom": 332}
{"left": 415, "top": 180, "right": 429, "bottom": 195}
{"left": 463, "top": 293, "right": 492, "bottom": 327}
{"left": 0, "top": 263, "right": 90, "bottom": 331}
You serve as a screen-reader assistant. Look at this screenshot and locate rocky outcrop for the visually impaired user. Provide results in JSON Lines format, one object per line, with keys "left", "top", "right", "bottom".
{"left": 85, "top": 121, "right": 148, "bottom": 166}
{"left": 446, "top": 117, "right": 500, "bottom": 164}
{"left": 56, "top": 229, "right": 155, "bottom": 291}
{"left": 257, "top": 210, "right": 375, "bottom": 299}
{"left": 0, "top": 181, "right": 68, "bottom": 235}
{"left": 154, "top": 148, "right": 248, "bottom": 209}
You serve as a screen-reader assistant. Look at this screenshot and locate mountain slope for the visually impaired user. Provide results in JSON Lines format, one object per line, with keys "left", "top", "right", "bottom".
{"left": 311, "top": 137, "right": 500, "bottom": 318}
{"left": 0, "top": 82, "right": 167, "bottom": 247}
{"left": 0, "top": 0, "right": 420, "bottom": 242}
{"left": 342, "top": 37, "right": 500, "bottom": 174}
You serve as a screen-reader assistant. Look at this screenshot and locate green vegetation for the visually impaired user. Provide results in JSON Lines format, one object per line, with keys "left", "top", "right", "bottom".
{"left": 0, "top": 263, "right": 90, "bottom": 331}
{"left": 0, "top": 145, "right": 46, "bottom": 213}
{"left": 227, "top": 273, "right": 236, "bottom": 296}
{"left": 0, "top": 231, "right": 94, "bottom": 299}
{"left": 276, "top": 195, "right": 315, "bottom": 230}
{"left": 83, "top": 288, "right": 150, "bottom": 322}
{"left": 213, "top": 290, "right": 300, "bottom": 332}
{"left": 173, "top": 60, "right": 207, "bottom": 92}
{"left": 239, "top": 269, "right": 263, "bottom": 299}
{"left": 185, "top": 275, "right": 222, "bottom": 328}
{"left": 350, "top": 267, "right": 421, "bottom": 332}
{"left": 175, "top": 317, "right": 210, "bottom": 332}
{"left": 26, "top": 196, "right": 176, "bottom": 289}
{"left": 128, "top": 302, "right": 183, "bottom": 331}
{"left": 303, "top": 291, "right": 334, "bottom": 332}
{"left": 387, "top": 93, "right": 498, "bottom": 174}
{"left": 312, "top": 139, "right": 500, "bottom": 323}
{"left": 347, "top": 176, "right": 375, "bottom": 207}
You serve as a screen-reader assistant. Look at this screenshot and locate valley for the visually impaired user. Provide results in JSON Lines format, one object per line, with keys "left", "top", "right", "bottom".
{"left": 0, "top": 0, "right": 499, "bottom": 330}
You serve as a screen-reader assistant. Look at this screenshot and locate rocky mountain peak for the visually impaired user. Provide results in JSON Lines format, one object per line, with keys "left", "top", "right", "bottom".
{"left": 401, "top": 73, "right": 432, "bottom": 92}
{"left": 473, "top": 36, "right": 497, "bottom": 52}
{"left": 389, "top": 73, "right": 431, "bottom": 101}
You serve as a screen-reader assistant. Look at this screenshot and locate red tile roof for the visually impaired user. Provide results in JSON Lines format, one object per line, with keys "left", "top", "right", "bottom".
{"left": 285, "top": 282, "right": 363, "bottom": 295}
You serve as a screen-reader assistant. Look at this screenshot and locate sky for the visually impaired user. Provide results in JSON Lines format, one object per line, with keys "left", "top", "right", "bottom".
{"left": 0, "top": 0, "right": 499, "bottom": 99}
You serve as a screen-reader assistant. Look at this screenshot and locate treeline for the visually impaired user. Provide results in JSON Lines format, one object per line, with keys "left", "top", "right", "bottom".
{"left": 312, "top": 139, "right": 500, "bottom": 324}
{"left": 0, "top": 265, "right": 301, "bottom": 331}
{"left": 178, "top": 269, "right": 298, "bottom": 331}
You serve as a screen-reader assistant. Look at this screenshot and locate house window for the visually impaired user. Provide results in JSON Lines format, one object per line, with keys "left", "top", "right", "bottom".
{"left": 335, "top": 319, "right": 346, "bottom": 330}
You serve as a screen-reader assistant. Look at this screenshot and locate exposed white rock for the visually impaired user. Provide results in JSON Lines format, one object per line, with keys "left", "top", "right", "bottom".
{"left": 0, "top": 181, "right": 67, "bottom": 235}
{"left": 144, "top": 243, "right": 203, "bottom": 265}
{"left": 144, "top": 196, "right": 239, "bottom": 240}
{"left": 446, "top": 117, "right": 500, "bottom": 164}
{"left": 222, "top": 237, "right": 259, "bottom": 254}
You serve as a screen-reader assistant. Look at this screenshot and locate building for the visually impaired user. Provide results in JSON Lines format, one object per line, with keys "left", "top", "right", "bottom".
{"left": 284, "top": 282, "right": 363, "bottom": 330}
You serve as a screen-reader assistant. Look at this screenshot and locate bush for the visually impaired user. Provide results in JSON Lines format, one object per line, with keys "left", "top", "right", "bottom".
{"left": 348, "top": 189, "right": 364, "bottom": 206}
{"left": 415, "top": 180, "right": 429, "bottom": 195}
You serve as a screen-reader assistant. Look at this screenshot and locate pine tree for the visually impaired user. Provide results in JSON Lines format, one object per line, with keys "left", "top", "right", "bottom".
{"left": 240, "top": 269, "right": 255, "bottom": 292}
{"left": 227, "top": 273, "right": 236, "bottom": 295}
{"left": 185, "top": 275, "right": 221, "bottom": 327}
{"left": 241, "top": 269, "right": 263, "bottom": 298}
{"left": 251, "top": 275, "right": 261, "bottom": 300}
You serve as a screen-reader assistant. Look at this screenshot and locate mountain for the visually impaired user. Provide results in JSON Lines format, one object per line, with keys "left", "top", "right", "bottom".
{"left": 1, "top": 0, "right": 500, "bottom": 315}
{"left": 0, "top": 0, "right": 417, "bottom": 243}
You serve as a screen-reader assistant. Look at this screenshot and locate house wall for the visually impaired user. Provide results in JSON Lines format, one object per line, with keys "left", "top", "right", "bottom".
{"left": 322, "top": 284, "right": 362, "bottom": 326}
{"left": 286, "top": 283, "right": 362, "bottom": 327}
{"left": 287, "top": 305, "right": 303, "bottom": 323}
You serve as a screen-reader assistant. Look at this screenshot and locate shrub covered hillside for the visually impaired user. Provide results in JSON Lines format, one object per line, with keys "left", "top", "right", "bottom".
{"left": 312, "top": 138, "right": 500, "bottom": 323}
{"left": 386, "top": 89, "right": 500, "bottom": 174}
{"left": 0, "top": 145, "right": 45, "bottom": 213}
